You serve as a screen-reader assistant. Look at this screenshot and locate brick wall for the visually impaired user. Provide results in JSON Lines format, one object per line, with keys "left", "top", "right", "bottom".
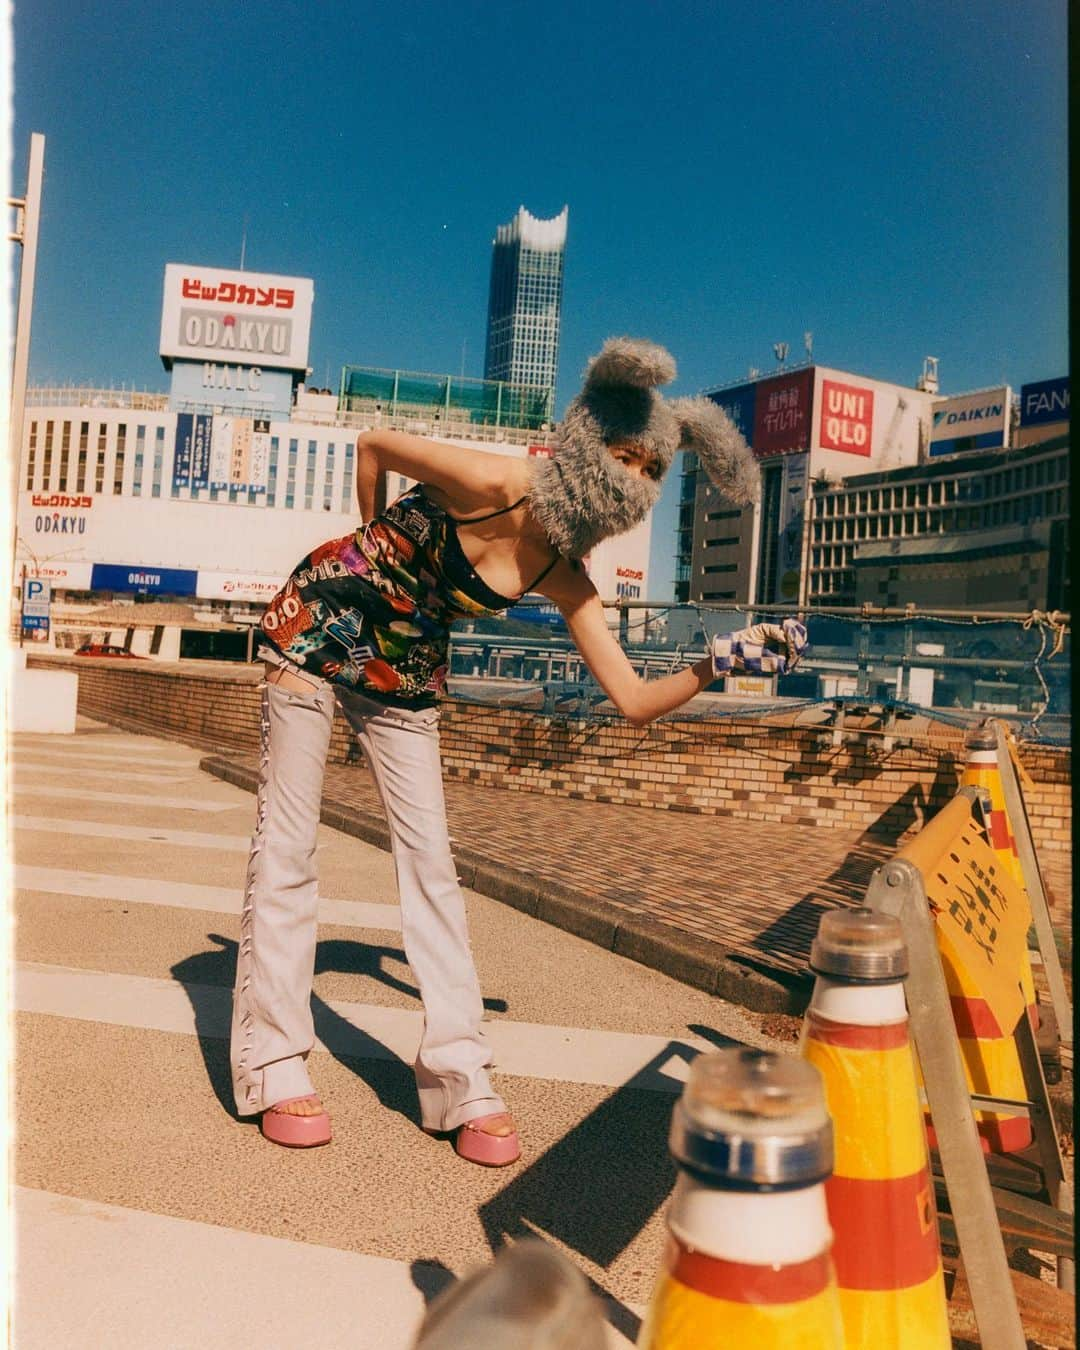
{"left": 30, "top": 654, "right": 1070, "bottom": 857}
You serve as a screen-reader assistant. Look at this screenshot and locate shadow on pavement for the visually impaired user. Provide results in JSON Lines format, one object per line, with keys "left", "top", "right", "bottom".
{"left": 169, "top": 947, "right": 748, "bottom": 1344}
{"left": 170, "top": 932, "right": 508, "bottom": 1121}
{"left": 475, "top": 1034, "right": 741, "bottom": 1344}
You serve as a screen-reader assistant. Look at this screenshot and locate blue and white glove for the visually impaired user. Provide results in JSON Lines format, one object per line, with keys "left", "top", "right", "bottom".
{"left": 710, "top": 618, "right": 808, "bottom": 677}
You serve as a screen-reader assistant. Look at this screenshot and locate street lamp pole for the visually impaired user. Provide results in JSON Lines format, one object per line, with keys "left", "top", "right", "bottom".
{"left": 8, "top": 132, "right": 46, "bottom": 606}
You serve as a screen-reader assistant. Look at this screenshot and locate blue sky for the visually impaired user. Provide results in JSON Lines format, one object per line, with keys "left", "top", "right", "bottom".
{"left": 10, "top": 1, "right": 1068, "bottom": 599}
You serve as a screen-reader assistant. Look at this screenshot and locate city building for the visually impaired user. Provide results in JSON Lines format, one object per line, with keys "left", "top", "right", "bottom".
{"left": 15, "top": 255, "right": 651, "bottom": 656}
{"left": 815, "top": 435, "right": 1069, "bottom": 610}
{"left": 483, "top": 205, "right": 568, "bottom": 417}
{"left": 675, "top": 361, "right": 1068, "bottom": 615}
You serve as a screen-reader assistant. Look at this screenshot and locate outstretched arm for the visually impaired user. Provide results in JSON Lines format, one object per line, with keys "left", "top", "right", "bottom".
{"left": 541, "top": 563, "right": 715, "bottom": 727}
{"left": 354, "top": 428, "right": 523, "bottom": 518}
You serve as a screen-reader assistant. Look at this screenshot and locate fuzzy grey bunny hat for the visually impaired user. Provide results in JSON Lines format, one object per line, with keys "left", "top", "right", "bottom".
{"left": 527, "top": 337, "right": 759, "bottom": 559}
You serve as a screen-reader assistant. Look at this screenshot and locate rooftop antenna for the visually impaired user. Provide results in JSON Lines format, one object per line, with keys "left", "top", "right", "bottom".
{"left": 239, "top": 214, "right": 249, "bottom": 270}
{"left": 773, "top": 341, "right": 789, "bottom": 367}
{"left": 804, "top": 331, "right": 814, "bottom": 362}
{"left": 916, "top": 356, "right": 939, "bottom": 394}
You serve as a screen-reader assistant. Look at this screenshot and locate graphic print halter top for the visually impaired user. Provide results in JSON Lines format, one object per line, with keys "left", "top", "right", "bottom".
{"left": 260, "top": 484, "right": 558, "bottom": 708}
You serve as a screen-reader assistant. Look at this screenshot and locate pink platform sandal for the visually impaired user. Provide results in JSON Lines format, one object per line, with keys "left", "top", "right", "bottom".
{"left": 260, "top": 1094, "right": 332, "bottom": 1148}
{"left": 426, "top": 1111, "right": 520, "bottom": 1167}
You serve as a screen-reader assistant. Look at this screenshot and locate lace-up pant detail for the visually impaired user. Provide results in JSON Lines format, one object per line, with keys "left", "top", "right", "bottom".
{"left": 230, "top": 651, "right": 504, "bottom": 1131}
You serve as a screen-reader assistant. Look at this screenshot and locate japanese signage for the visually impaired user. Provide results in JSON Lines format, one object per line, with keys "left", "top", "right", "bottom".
{"left": 615, "top": 564, "right": 643, "bottom": 599}
{"left": 90, "top": 564, "right": 198, "bottom": 596}
{"left": 25, "top": 561, "right": 94, "bottom": 589}
{"left": 921, "top": 819, "right": 1028, "bottom": 1035}
{"left": 752, "top": 371, "right": 813, "bottom": 457}
{"left": 708, "top": 371, "right": 812, "bottom": 459}
{"left": 1019, "top": 376, "right": 1069, "bottom": 428}
{"left": 819, "top": 379, "right": 874, "bottom": 455}
{"left": 160, "top": 263, "right": 313, "bottom": 371}
{"left": 196, "top": 571, "right": 284, "bottom": 602}
{"left": 204, "top": 416, "right": 271, "bottom": 494}
{"left": 930, "top": 387, "right": 1010, "bottom": 458}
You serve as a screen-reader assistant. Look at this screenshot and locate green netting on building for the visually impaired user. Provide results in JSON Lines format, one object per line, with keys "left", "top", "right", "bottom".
{"left": 341, "top": 366, "right": 553, "bottom": 431}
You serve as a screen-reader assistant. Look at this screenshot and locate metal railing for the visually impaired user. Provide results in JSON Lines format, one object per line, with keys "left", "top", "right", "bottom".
{"left": 23, "top": 387, "right": 556, "bottom": 448}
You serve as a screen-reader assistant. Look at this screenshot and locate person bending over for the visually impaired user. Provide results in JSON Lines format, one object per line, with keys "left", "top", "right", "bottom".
{"left": 231, "top": 337, "right": 789, "bottom": 1166}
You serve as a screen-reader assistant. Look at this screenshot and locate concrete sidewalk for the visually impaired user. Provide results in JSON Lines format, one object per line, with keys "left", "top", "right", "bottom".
{"left": 202, "top": 749, "right": 1073, "bottom": 1017}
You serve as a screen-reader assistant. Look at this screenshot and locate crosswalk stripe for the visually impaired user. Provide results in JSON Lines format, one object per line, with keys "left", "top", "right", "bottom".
{"left": 14, "top": 1187, "right": 639, "bottom": 1349}
{"left": 11, "top": 740, "right": 196, "bottom": 767}
{"left": 14, "top": 1186, "right": 432, "bottom": 1350}
{"left": 16, "top": 963, "right": 706, "bottom": 1093}
{"left": 13, "top": 816, "right": 252, "bottom": 851}
{"left": 14, "top": 784, "right": 239, "bottom": 812}
{"left": 13, "top": 760, "right": 195, "bottom": 783}
{"left": 15, "top": 865, "right": 401, "bottom": 931}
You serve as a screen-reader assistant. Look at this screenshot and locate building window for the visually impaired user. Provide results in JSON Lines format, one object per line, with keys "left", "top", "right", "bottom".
{"left": 114, "top": 424, "right": 126, "bottom": 495}
{"left": 95, "top": 424, "right": 107, "bottom": 493}
{"left": 304, "top": 439, "right": 318, "bottom": 510}
{"left": 75, "top": 422, "right": 89, "bottom": 492}
{"left": 285, "top": 439, "right": 298, "bottom": 509}
{"left": 341, "top": 442, "right": 354, "bottom": 511}
{"left": 702, "top": 562, "right": 737, "bottom": 574}
{"left": 58, "top": 421, "right": 72, "bottom": 489}
{"left": 42, "top": 421, "right": 54, "bottom": 487}
{"left": 323, "top": 443, "right": 336, "bottom": 511}
{"left": 151, "top": 426, "right": 165, "bottom": 498}
{"left": 26, "top": 421, "right": 38, "bottom": 489}
{"left": 132, "top": 426, "right": 145, "bottom": 496}
{"left": 267, "top": 436, "right": 279, "bottom": 507}
{"left": 704, "top": 535, "right": 739, "bottom": 548}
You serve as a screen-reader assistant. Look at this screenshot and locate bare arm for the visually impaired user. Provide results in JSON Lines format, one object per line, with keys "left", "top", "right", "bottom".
{"left": 355, "top": 438, "right": 388, "bottom": 521}
{"left": 540, "top": 564, "right": 714, "bottom": 727}
{"left": 354, "top": 428, "right": 523, "bottom": 516}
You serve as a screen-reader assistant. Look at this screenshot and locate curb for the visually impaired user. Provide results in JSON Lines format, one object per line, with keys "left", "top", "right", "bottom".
{"left": 201, "top": 754, "right": 811, "bottom": 1015}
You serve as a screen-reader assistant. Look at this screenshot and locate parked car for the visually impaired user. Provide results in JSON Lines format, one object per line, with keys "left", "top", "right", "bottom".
{"left": 74, "top": 643, "right": 146, "bottom": 658}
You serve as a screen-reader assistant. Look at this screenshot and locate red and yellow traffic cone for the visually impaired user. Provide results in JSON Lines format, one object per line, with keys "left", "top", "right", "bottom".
{"left": 637, "top": 1048, "right": 842, "bottom": 1349}
{"left": 800, "top": 908, "right": 950, "bottom": 1348}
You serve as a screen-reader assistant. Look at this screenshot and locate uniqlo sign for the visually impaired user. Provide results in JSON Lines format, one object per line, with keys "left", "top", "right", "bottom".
{"left": 819, "top": 380, "right": 874, "bottom": 455}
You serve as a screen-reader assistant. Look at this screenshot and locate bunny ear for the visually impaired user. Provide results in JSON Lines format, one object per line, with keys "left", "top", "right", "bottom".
{"left": 583, "top": 337, "right": 677, "bottom": 391}
{"left": 669, "top": 397, "right": 760, "bottom": 504}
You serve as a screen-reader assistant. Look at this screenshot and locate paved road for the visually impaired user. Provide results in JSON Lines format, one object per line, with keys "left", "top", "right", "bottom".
{"left": 12, "top": 719, "right": 785, "bottom": 1349}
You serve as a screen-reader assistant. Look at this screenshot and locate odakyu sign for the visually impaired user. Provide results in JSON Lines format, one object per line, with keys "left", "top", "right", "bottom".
{"left": 160, "top": 264, "right": 313, "bottom": 372}
{"left": 90, "top": 564, "right": 198, "bottom": 596}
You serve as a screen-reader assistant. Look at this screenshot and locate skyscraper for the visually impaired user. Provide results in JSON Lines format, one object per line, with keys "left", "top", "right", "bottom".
{"left": 484, "top": 205, "right": 568, "bottom": 415}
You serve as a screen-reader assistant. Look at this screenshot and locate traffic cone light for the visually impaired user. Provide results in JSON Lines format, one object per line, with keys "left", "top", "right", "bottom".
{"left": 637, "top": 1048, "right": 843, "bottom": 1349}
{"left": 413, "top": 1238, "right": 607, "bottom": 1349}
{"left": 800, "top": 907, "right": 950, "bottom": 1348}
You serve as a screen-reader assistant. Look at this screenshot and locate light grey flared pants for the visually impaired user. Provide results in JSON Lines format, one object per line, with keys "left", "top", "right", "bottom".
{"left": 230, "top": 654, "right": 504, "bottom": 1132}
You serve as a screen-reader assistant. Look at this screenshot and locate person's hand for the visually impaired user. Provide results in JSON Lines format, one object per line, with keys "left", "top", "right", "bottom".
{"left": 710, "top": 619, "right": 809, "bottom": 678}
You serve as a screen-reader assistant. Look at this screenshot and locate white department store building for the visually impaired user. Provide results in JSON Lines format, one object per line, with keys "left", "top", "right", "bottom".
{"left": 15, "top": 262, "right": 652, "bottom": 653}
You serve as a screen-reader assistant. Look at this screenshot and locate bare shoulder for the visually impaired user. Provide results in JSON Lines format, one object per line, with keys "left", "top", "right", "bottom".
{"left": 359, "top": 430, "right": 523, "bottom": 512}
